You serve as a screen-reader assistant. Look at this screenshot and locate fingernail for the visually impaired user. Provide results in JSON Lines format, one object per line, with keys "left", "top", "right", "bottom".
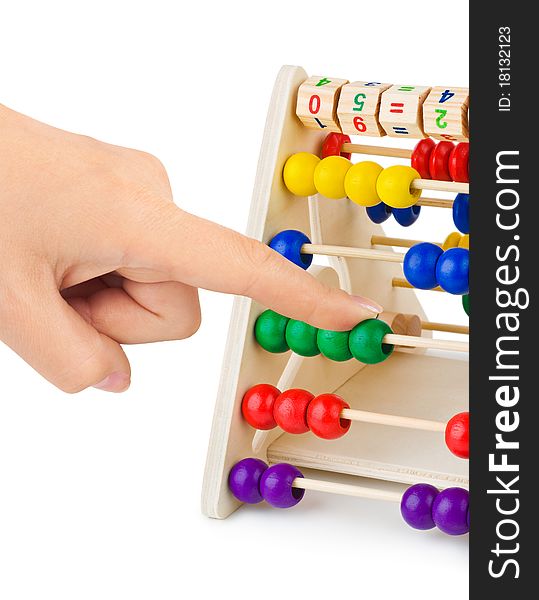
{"left": 352, "top": 295, "right": 383, "bottom": 315}
{"left": 93, "top": 372, "right": 130, "bottom": 393}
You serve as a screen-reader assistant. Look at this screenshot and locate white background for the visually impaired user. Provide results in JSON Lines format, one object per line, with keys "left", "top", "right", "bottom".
{"left": 0, "top": 1, "right": 469, "bottom": 598}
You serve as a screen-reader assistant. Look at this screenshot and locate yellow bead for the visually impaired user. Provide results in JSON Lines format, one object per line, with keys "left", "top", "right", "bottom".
{"left": 313, "top": 156, "right": 351, "bottom": 199}
{"left": 344, "top": 161, "right": 383, "bottom": 207}
{"left": 376, "top": 165, "right": 422, "bottom": 209}
{"left": 458, "top": 234, "right": 470, "bottom": 249}
{"left": 442, "top": 231, "right": 462, "bottom": 250}
{"left": 283, "top": 152, "right": 320, "bottom": 197}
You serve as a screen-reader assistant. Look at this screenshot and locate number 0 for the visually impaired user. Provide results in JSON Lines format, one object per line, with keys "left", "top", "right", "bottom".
{"left": 309, "top": 95, "right": 321, "bottom": 114}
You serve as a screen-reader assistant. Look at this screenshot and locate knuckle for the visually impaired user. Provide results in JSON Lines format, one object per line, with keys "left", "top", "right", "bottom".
{"left": 52, "top": 342, "right": 102, "bottom": 394}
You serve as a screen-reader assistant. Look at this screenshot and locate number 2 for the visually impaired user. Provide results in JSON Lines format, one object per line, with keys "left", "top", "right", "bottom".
{"left": 435, "top": 108, "right": 448, "bottom": 129}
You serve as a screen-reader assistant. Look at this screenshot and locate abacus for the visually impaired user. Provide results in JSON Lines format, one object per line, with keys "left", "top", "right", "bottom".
{"left": 202, "top": 66, "right": 469, "bottom": 537}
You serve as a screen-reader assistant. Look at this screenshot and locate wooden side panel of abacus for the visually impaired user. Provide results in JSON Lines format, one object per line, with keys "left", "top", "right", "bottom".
{"left": 201, "top": 66, "right": 454, "bottom": 520}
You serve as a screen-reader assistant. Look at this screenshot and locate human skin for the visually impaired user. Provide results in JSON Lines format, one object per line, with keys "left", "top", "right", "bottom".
{"left": 0, "top": 105, "right": 382, "bottom": 393}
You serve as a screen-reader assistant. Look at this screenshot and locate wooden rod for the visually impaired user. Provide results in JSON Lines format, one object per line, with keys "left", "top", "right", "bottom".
{"left": 384, "top": 333, "right": 468, "bottom": 353}
{"left": 421, "top": 321, "right": 469, "bottom": 335}
{"left": 340, "top": 142, "right": 413, "bottom": 160}
{"left": 417, "top": 197, "right": 454, "bottom": 208}
{"left": 371, "top": 235, "right": 432, "bottom": 248}
{"left": 393, "top": 277, "right": 444, "bottom": 292}
{"left": 302, "top": 243, "right": 405, "bottom": 263}
{"left": 414, "top": 179, "right": 468, "bottom": 193}
{"left": 292, "top": 477, "right": 402, "bottom": 503}
{"left": 340, "top": 408, "right": 446, "bottom": 432}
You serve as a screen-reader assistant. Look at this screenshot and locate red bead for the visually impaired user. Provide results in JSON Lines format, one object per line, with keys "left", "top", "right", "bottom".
{"left": 429, "top": 141, "right": 454, "bottom": 181}
{"left": 449, "top": 142, "right": 469, "bottom": 183}
{"left": 306, "top": 394, "right": 351, "bottom": 439}
{"left": 273, "top": 389, "right": 314, "bottom": 434}
{"left": 411, "top": 139, "right": 435, "bottom": 179}
{"left": 445, "top": 412, "right": 469, "bottom": 459}
{"left": 242, "top": 384, "right": 280, "bottom": 430}
{"left": 321, "top": 132, "right": 352, "bottom": 160}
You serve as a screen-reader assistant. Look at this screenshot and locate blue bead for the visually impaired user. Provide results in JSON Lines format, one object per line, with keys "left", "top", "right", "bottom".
{"left": 392, "top": 205, "right": 421, "bottom": 227}
{"left": 403, "top": 243, "right": 444, "bottom": 290}
{"left": 366, "top": 202, "right": 392, "bottom": 224}
{"left": 269, "top": 230, "right": 313, "bottom": 270}
{"left": 452, "top": 193, "right": 469, "bottom": 234}
{"left": 436, "top": 248, "right": 469, "bottom": 295}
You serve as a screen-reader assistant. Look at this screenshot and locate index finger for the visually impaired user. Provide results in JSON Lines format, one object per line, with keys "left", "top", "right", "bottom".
{"left": 132, "top": 204, "right": 382, "bottom": 331}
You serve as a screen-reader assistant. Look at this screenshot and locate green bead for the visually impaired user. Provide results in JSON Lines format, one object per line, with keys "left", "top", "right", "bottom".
{"left": 462, "top": 294, "right": 469, "bottom": 316}
{"left": 317, "top": 329, "right": 353, "bottom": 362}
{"left": 285, "top": 320, "right": 320, "bottom": 357}
{"left": 348, "top": 319, "right": 394, "bottom": 365}
{"left": 254, "top": 310, "right": 290, "bottom": 353}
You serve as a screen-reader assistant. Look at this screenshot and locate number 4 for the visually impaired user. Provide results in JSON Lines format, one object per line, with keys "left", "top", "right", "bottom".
{"left": 438, "top": 89, "right": 454, "bottom": 103}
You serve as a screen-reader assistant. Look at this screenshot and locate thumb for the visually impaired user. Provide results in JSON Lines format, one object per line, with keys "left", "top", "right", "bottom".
{"left": 134, "top": 205, "right": 382, "bottom": 331}
{"left": 1, "top": 271, "right": 131, "bottom": 393}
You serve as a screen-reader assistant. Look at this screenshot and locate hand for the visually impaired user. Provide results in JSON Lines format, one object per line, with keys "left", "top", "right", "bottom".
{"left": 0, "top": 105, "right": 382, "bottom": 393}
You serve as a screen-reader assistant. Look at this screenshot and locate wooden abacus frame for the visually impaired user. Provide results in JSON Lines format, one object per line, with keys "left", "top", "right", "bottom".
{"left": 202, "top": 66, "right": 469, "bottom": 519}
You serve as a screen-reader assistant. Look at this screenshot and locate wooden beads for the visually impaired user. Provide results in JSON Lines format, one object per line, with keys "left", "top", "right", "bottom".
{"left": 229, "top": 459, "right": 470, "bottom": 535}
{"left": 462, "top": 294, "right": 470, "bottom": 316}
{"left": 242, "top": 383, "right": 280, "bottom": 430}
{"left": 321, "top": 134, "right": 469, "bottom": 183}
{"left": 269, "top": 229, "right": 313, "bottom": 269}
{"left": 274, "top": 388, "right": 314, "bottom": 434}
{"left": 282, "top": 152, "right": 319, "bottom": 196}
{"left": 255, "top": 310, "right": 395, "bottom": 365}
{"left": 376, "top": 165, "right": 422, "bottom": 208}
{"left": 317, "top": 329, "right": 353, "bottom": 362}
{"left": 254, "top": 310, "right": 290, "bottom": 353}
{"left": 269, "top": 230, "right": 470, "bottom": 295}
{"left": 313, "top": 155, "right": 351, "bottom": 199}
{"left": 285, "top": 320, "right": 320, "bottom": 357}
{"left": 453, "top": 193, "right": 470, "bottom": 233}
{"left": 403, "top": 242, "right": 469, "bottom": 294}
{"left": 349, "top": 319, "right": 394, "bottom": 364}
{"left": 445, "top": 412, "right": 470, "bottom": 459}
{"left": 401, "top": 484, "right": 470, "bottom": 535}
{"left": 241, "top": 385, "right": 469, "bottom": 457}
{"left": 307, "top": 394, "right": 351, "bottom": 439}
{"left": 344, "top": 161, "right": 383, "bottom": 207}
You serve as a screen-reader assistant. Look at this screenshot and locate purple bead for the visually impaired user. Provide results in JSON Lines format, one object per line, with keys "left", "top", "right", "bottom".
{"left": 432, "top": 487, "right": 470, "bottom": 535}
{"left": 228, "top": 458, "right": 268, "bottom": 504}
{"left": 260, "top": 463, "right": 305, "bottom": 508}
{"left": 400, "top": 484, "right": 439, "bottom": 530}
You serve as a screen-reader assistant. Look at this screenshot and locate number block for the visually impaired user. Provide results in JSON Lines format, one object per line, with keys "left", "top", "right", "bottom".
{"left": 379, "top": 85, "right": 432, "bottom": 138}
{"left": 423, "top": 87, "right": 470, "bottom": 141}
{"left": 337, "top": 81, "right": 392, "bottom": 137}
{"left": 296, "top": 76, "right": 349, "bottom": 132}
